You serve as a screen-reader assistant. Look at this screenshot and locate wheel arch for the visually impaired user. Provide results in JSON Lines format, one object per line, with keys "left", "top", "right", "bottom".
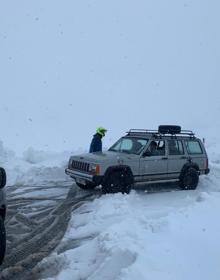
{"left": 102, "top": 165, "right": 134, "bottom": 186}
{"left": 179, "top": 162, "right": 200, "bottom": 180}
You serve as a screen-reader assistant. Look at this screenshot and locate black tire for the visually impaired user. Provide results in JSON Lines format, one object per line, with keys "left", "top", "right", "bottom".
{"left": 102, "top": 171, "right": 132, "bottom": 194}
{"left": 0, "top": 216, "right": 6, "bottom": 265}
{"left": 76, "top": 182, "right": 96, "bottom": 190}
{"left": 0, "top": 168, "right": 6, "bottom": 188}
{"left": 179, "top": 168, "right": 199, "bottom": 190}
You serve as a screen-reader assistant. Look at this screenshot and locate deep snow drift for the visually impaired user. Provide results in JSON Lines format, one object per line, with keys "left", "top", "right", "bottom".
{"left": 0, "top": 140, "right": 85, "bottom": 186}
{"left": 42, "top": 186, "right": 220, "bottom": 280}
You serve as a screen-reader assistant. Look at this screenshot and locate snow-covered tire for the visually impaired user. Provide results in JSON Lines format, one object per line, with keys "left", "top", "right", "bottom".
{"left": 179, "top": 167, "right": 199, "bottom": 190}
{"left": 0, "top": 216, "right": 6, "bottom": 265}
{"left": 76, "top": 182, "right": 96, "bottom": 190}
{"left": 102, "top": 171, "right": 131, "bottom": 194}
{"left": 0, "top": 167, "right": 6, "bottom": 189}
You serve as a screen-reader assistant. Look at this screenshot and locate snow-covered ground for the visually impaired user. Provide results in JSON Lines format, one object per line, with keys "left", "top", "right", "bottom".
{"left": 42, "top": 186, "right": 220, "bottom": 280}
{"left": 37, "top": 153, "right": 220, "bottom": 280}
{"left": 1, "top": 139, "right": 220, "bottom": 279}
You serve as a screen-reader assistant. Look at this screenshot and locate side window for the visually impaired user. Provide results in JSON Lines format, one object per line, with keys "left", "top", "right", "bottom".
{"left": 131, "top": 139, "right": 147, "bottom": 154}
{"left": 168, "top": 140, "right": 184, "bottom": 155}
{"left": 148, "top": 140, "right": 165, "bottom": 156}
{"left": 185, "top": 140, "right": 203, "bottom": 154}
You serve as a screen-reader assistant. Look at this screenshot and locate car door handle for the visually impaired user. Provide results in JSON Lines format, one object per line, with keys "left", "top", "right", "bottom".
{"left": 180, "top": 156, "right": 187, "bottom": 159}
{"left": 162, "top": 157, "right": 168, "bottom": 160}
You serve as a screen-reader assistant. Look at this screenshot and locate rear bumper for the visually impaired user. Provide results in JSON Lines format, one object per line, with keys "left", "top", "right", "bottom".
{"left": 65, "top": 168, "right": 103, "bottom": 185}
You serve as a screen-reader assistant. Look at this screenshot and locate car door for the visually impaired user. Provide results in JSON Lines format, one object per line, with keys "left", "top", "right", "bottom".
{"left": 115, "top": 137, "right": 142, "bottom": 176}
{"left": 139, "top": 140, "right": 168, "bottom": 182}
{"left": 167, "top": 139, "right": 188, "bottom": 179}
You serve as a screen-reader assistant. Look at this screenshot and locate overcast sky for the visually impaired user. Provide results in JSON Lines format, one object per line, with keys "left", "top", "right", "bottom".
{"left": 0, "top": 0, "right": 219, "bottom": 154}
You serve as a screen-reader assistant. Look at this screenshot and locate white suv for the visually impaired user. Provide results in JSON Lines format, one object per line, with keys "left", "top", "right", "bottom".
{"left": 65, "top": 125, "right": 209, "bottom": 194}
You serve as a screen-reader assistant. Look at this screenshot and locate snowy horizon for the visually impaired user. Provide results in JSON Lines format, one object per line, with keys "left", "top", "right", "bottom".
{"left": 1, "top": 0, "right": 220, "bottom": 154}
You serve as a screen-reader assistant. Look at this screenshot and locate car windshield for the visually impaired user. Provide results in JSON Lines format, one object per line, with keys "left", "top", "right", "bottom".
{"left": 109, "top": 137, "right": 148, "bottom": 155}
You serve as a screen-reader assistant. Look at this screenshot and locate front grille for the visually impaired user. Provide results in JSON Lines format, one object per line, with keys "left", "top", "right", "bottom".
{"left": 72, "top": 160, "right": 90, "bottom": 173}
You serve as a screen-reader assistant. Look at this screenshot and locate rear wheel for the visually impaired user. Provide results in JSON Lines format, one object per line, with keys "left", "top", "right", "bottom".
{"left": 102, "top": 170, "right": 132, "bottom": 194}
{"left": 0, "top": 216, "right": 6, "bottom": 265}
{"left": 0, "top": 168, "right": 6, "bottom": 188}
{"left": 179, "top": 168, "right": 199, "bottom": 190}
{"left": 76, "top": 182, "right": 96, "bottom": 190}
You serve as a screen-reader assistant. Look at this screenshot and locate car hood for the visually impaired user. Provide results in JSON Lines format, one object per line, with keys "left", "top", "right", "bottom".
{"left": 70, "top": 151, "right": 137, "bottom": 163}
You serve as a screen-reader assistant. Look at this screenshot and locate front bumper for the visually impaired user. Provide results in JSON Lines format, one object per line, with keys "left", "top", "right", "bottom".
{"left": 65, "top": 168, "right": 93, "bottom": 181}
{"left": 65, "top": 168, "right": 103, "bottom": 185}
{"left": 205, "top": 168, "right": 210, "bottom": 175}
{"left": 199, "top": 168, "right": 210, "bottom": 175}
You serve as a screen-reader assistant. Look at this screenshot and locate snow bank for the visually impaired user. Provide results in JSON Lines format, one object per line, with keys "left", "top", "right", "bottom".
{"left": 0, "top": 140, "right": 15, "bottom": 163}
{"left": 0, "top": 140, "right": 87, "bottom": 186}
{"left": 43, "top": 184, "right": 220, "bottom": 280}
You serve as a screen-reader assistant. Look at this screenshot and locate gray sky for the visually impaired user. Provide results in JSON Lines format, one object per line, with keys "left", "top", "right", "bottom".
{"left": 0, "top": 0, "right": 219, "bottom": 153}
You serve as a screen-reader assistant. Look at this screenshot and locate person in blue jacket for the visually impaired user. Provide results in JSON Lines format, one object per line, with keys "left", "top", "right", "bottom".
{"left": 89, "top": 127, "right": 107, "bottom": 153}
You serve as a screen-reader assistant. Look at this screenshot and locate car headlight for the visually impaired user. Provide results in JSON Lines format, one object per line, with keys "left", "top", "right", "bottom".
{"left": 89, "top": 164, "right": 100, "bottom": 175}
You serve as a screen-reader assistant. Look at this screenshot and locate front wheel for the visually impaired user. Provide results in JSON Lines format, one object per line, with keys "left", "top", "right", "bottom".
{"left": 102, "top": 171, "right": 132, "bottom": 194}
{"left": 0, "top": 216, "right": 6, "bottom": 265}
{"left": 179, "top": 168, "right": 199, "bottom": 190}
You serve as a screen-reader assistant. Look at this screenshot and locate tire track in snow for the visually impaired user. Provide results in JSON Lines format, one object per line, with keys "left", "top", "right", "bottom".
{"left": 0, "top": 184, "right": 100, "bottom": 280}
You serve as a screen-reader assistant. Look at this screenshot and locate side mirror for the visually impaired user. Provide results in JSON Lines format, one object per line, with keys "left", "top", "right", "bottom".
{"left": 142, "top": 151, "right": 151, "bottom": 157}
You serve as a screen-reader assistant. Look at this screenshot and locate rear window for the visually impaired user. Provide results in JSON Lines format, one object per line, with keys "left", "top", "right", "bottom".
{"left": 185, "top": 140, "right": 203, "bottom": 155}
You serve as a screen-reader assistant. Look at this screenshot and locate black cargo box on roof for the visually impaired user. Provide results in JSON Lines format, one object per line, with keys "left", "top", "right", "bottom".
{"left": 158, "top": 125, "right": 181, "bottom": 134}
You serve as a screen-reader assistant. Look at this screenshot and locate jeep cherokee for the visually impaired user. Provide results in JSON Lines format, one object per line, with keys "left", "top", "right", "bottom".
{"left": 65, "top": 125, "right": 210, "bottom": 194}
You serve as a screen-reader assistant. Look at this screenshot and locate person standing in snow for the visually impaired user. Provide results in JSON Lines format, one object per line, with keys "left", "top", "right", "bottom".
{"left": 89, "top": 127, "right": 107, "bottom": 153}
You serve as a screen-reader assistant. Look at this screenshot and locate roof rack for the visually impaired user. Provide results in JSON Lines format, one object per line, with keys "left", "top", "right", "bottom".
{"left": 127, "top": 129, "right": 158, "bottom": 134}
{"left": 126, "top": 128, "right": 195, "bottom": 137}
{"left": 178, "top": 130, "right": 195, "bottom": 136}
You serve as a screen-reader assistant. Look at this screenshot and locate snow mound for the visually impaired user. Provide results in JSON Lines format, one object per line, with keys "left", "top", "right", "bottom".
{"left": 0, "top": 140, "right": 76, "bottom": 186}
{"left": 43, "top": 188, "right": 220, "bottom": 280}
{"left": 0, "top": 140, "right": 15, "bottom": 164}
